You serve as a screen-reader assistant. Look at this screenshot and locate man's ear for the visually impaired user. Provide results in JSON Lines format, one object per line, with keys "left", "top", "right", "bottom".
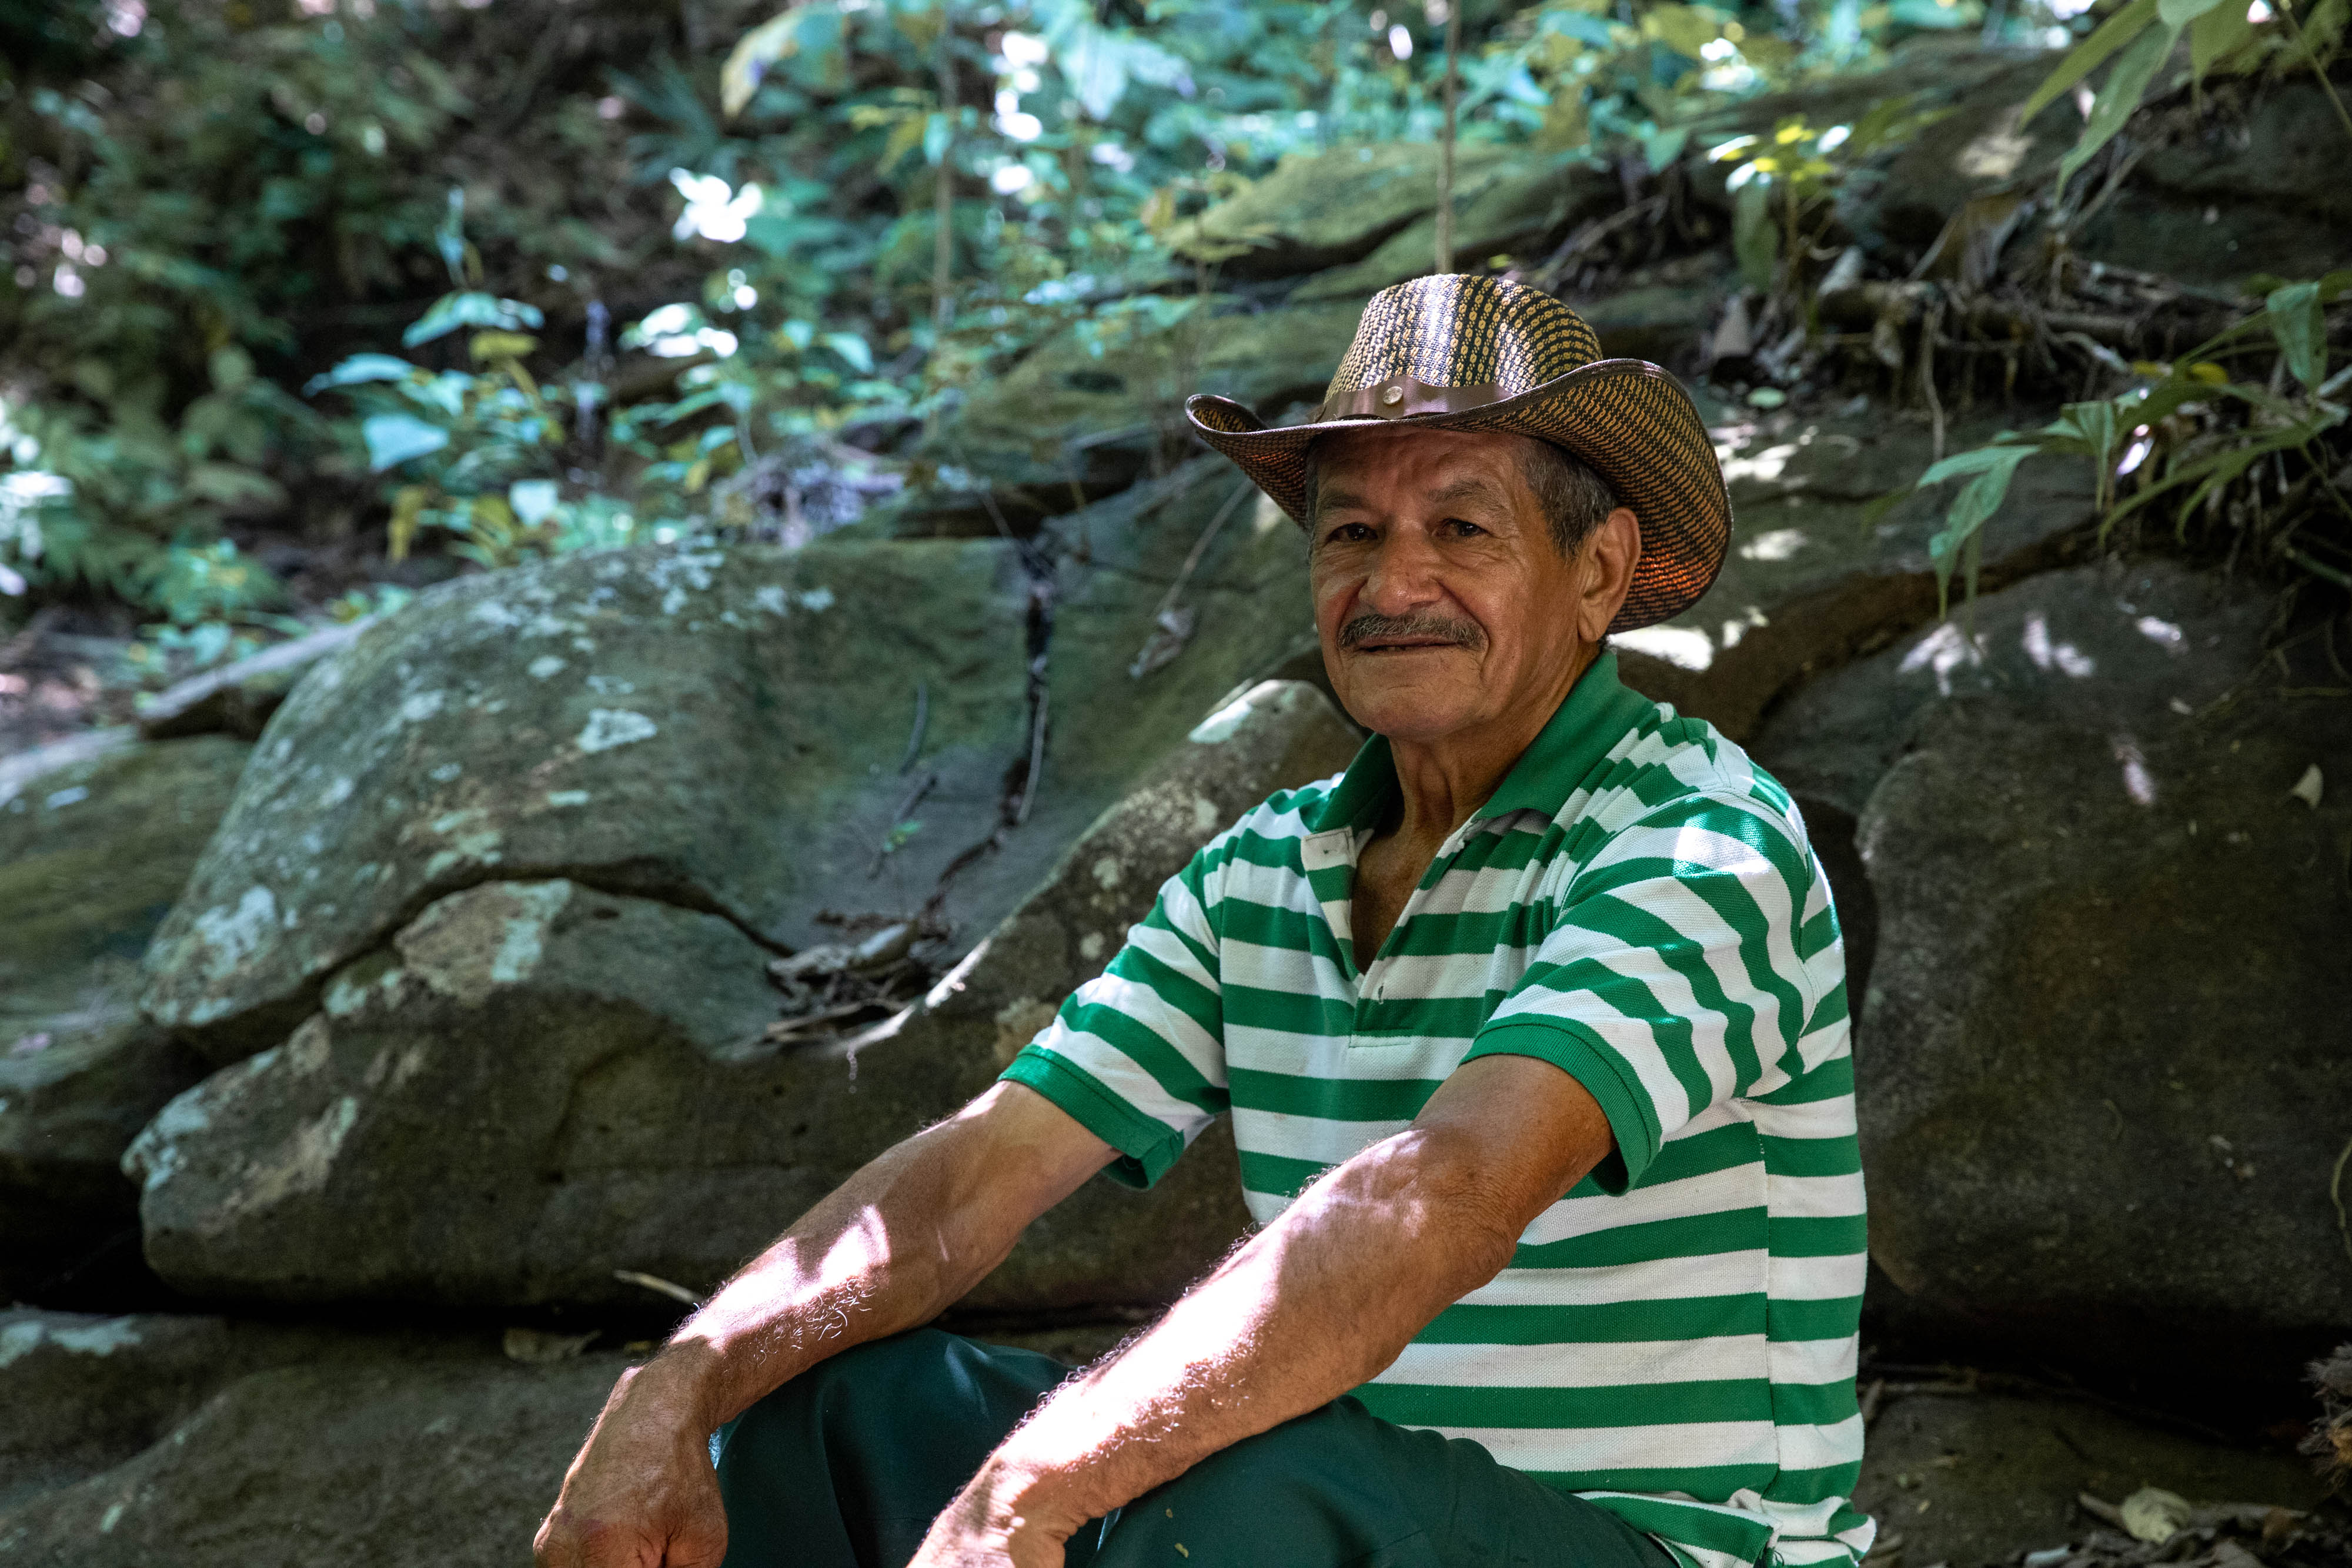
{"left": 1573, "top": 508, "right": 1642, "bottom": 645}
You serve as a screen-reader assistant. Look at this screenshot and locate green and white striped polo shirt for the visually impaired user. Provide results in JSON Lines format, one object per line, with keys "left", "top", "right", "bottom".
{"left": 1002, "top": 653, "right": 1870, "bottom": 1568}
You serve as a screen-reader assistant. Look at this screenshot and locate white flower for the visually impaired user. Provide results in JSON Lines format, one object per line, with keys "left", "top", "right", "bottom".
{"left": 669, "top": 170, "right": 763, "bottom": 243}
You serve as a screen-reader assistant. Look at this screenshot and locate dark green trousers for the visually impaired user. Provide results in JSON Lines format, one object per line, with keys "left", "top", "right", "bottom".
{"left": 713, "top": 1329, "right": 1674, "bottom": 1568}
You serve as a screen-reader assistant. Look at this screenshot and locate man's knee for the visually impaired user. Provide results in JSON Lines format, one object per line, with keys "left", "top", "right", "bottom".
{"left": 1093, "top": 1400, "right": 1447, "bottom": 1567}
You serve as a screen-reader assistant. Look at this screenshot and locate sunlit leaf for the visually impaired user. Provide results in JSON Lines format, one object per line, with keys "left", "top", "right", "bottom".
{"left": 2053, "top": 19, "right": 2180, "bottom": 199}
{"left": 2267, "top": 280, "right": 2326, "bottom": 390}
{"left": 302, "top": 354, "right": 416, "bottom": 396}
{"left": 403, "top": 292, "right": 544, "bottom": 348}
{"left": 2022, "top": 0, "right": 2160, "bottom": 119}
{"left": 362, "top": 413, "right": 450, "bottom": 471}
{"left": 1925, "top": 445, "right": 2034, "bottom": 613}
{"left": 721, "top": 3, "right": 846, "bottom": 117}
{"left": 821, "top": 331, "right": 874, "bottom": 373}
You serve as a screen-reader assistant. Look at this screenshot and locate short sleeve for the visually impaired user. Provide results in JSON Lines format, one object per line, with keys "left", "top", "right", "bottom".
{"left": 1000, "top": 844, "right": 1233, "bottom": 1189}
{"left": 1464, "top": 793, "right": 1817, "bottom": 1193}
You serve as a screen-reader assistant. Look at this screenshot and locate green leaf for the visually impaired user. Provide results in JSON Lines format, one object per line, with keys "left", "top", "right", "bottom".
{"left": 2157, "top": 0, "right": 2224, "bottom": 27}
{"left": 821, "top": 332, "right": 874, "bottom": 373}
{"left": 403, "top": 292, "right": 545, "bottom": 348}
{"left": 2267, "top": 280, "right": 2325, "bottom": 390}
{"left": 2188, "top": 0, "right": 2254, "bottom": 83}
{"left": 362, "top": 413, "right": 451, "bottom": 471}
{"left": 2054, "top": 19, "right": 2181, "bottom": 199}
{"left": 508, "top": 479, "right": 560, "bottom": 526}
{"left": 2022, "top": 0, "right": 2160, "bottom": 119}
{"left": 1733, "top": 180, "right": 1778, "bottom": 294}
{"left": 207, "top": 346, "right": 254, "bottom": 393}
{"left": 1917, "top": 440, "right": 2038, "bottom": 487}
{"left": 723, "top": 7, "right": 808, "bottom": 118}
{"left": 303, "top": 354, "right": 417, "bottom": 396}
{"left": 1926, "top": 445, "right": 2035, "bottom": 611}
{"left": 184, "top": 463, "right": 286, "bottom": 509}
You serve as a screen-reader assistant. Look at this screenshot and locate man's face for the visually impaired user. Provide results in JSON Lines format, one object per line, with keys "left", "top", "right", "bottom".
{"left": 1307, "top": 427, "right": 1617, "bottom": 748}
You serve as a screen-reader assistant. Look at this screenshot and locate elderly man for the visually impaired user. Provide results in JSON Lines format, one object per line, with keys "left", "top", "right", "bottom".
{"left": 536, "top": 275, "right": 1869, "bottom": 1568}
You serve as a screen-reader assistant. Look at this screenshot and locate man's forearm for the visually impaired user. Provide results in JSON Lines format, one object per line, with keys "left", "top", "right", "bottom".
{"left": 637, "top": 1085, "right": 1115, "bottom": 1433}
{"left": 966, "top": 1123, "right": 1525, "bottom": 1536}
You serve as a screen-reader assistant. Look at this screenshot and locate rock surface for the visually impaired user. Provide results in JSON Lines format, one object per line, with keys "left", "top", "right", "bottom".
{"left": 1853, "top": 1386, "right": 2327, "bottom": 1568}
{"left": 0, "top": 1310, "right": 366, "bottom": 1513}
{"left": 1184, "top": 141, "right": 1514, "bottom": 279}
{"left": 0, "top": 738, "right": 248, "bottom": 1301}
{"left": 1851, "top": 585, "right": 2352, "bottom": 1398}
{"left": 139, "top": 520, "right": 1319, "bottom": 1066}
{"left": 1751, "top": 559, "right": 2277, "bottom": 817}
{"left": 0, "top": 1310, "right": 619, "bottom": 1568}
{"left": 910, "top": 303, "right": 1362, "bottom": 523}
{"left": 123, "top": 681, "right": 1356, "bottom": 1312}
{"left": 1609, "top": 404, "right": 2097, "bottom": 745}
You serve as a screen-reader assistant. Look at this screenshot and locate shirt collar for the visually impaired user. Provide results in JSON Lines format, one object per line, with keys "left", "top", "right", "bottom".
{"left": 1304, "top": 651, "right": 1653, "bottom": 835}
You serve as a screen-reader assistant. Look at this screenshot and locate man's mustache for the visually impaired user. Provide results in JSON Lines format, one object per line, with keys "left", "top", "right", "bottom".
{"left": 1339, "top": 611, "right": 1485, "bottom": 653}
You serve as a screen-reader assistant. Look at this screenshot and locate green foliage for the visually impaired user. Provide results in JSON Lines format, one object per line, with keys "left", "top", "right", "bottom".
{"left": 0, "top": 0, "right": 2033, "bottom": 646}
{"left": 2022, "top": 0, "right": 2352, "bottom": 195}
{"left": 1885, "top": 275, "right": 2352, "bottom": 608}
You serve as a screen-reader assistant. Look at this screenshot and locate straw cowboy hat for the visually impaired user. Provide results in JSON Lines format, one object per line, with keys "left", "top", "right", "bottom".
{"left": 1184, "top": 273, "right": 1730, "bottom": 634}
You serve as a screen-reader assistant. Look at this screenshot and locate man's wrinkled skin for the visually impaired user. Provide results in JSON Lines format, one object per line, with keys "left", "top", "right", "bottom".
{"left": 533, "top": 427, "right": 1644, "bottom": 1568}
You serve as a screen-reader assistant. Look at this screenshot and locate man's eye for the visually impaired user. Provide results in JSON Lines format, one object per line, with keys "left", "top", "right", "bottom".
{"left": 1441, "top": 517, "right": 1486, "bottom": 537}
{"left": 1327, "top": 522, "right": 1374, "bottom": 544}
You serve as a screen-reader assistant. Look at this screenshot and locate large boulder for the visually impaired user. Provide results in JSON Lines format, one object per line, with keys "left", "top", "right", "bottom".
{"left": 0, "top": 1312, "right": 622, "bottom": 1568}
{"left": 1750, "top": 558, "right": 2276, "bottom": 817}
{"left": 904, "top": 304, "right": 1363, "bottom": 527}
{"left": 123, "top": 679, "right": 1357, "bottom": 1312}
{"left": 1294, "top": 153, "right": 1619, "bottom": 303}
{"left": 1845, "top": 561, "right": 2352, "bottom": 1402}
{"left": 139, "top": 514, "right": 1317, "bottom": 1066}
{"left": 0, "top": 737, "right": 247, "bottom": 1302}
{"left": 1182, "top": 141, "right": 1514, "bottom": 279}
{"left": 1609, "top": 402, "right": 2097, "bottom": 744}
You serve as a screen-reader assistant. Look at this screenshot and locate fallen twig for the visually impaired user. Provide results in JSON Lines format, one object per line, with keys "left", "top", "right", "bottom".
{"left": 613, "top": 1269, "right": 703, "bottom": 1308}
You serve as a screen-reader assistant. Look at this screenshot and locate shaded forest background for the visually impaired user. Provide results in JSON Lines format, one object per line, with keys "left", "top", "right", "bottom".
{"left": 1, "top": 0, "right": 2347, "bottom": 707}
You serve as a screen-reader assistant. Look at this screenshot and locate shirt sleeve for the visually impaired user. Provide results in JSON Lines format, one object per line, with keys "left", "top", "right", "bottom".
{"left": 1464, "top": 791, "right": 1819, "bottom": 1193}
{"left": 998, "top": 835, "right": 1235, "bottom": 1189}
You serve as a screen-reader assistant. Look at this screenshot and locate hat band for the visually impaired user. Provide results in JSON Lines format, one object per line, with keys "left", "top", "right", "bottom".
{"left": 1319, "top": 375, "right": 1508, "bottom": 422}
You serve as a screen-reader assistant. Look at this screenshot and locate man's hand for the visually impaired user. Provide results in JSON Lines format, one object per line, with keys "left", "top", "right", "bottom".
{"left": 532, "top": 1085, "right": 1115, "bottom": 1568}
{"left": 534, "top": 1362, "right": 729, "bottom": 1568}
{"left": 905, "top": 1457, "right": 1087, "bottom": 1568}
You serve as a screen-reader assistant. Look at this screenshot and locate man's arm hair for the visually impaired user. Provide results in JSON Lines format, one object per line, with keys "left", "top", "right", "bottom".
{"left": 534, "top": 1081, "right": 1116, "bottom": 1568}
{"left": 913, "top": 1052, "right": 1615, "bottom": 1560}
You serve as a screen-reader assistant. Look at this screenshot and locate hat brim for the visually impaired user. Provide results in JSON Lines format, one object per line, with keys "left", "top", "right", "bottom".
{"left": 1185, "top": 357, "right": 1729, "bottom": 636}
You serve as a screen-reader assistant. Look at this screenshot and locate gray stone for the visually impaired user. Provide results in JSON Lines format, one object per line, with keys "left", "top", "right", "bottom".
{"left": 1182, "top": 141, "right": 1513, "bottom": 279}
{"left": 1751, "top": 559, "right": 2277, "bottom": 818}
{"left": 125, "top": 880, "right": 784, "bottom": 1306}
{"left": 0, "top": 1309, "right": 366, "bottom": 1514}
{"left": 123, "top": 681, "right": 1355, "bottom": 1313}
{"left": 1609, "top": 403, "right": 2097, "bottom": 744}
{"left": 1853, "top": 1388, "right": 2326, "bottom": 1568}
{"left": 1852, "top": 597, "right": 2352, "bottom": 1395}
{"left": 2071, "top": 79, "right": 2352, "bottom": 291}
{"left": 0, "top": 738, "right": 248, "bottom": 1299}
{"left": 904, "top": 303, "right": 1363, "bottom": 526}
{"left": 0, "top": 1313, "right": 621, "bottom": 1568}
{"left": 1293, "top": 154, "right": 1619, "bottom": 304}
{"left": 138, "top": 519, "right": 1319, "bottom": 1066}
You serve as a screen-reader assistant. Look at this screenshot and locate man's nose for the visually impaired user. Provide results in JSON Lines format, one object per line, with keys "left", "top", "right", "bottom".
{"left": 1358, "top": 529, "right": 1445, "bottom": 615}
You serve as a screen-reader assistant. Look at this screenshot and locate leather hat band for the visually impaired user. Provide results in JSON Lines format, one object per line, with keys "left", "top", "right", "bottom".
{"left": 1319, "top": 375, "right": 1508, "bottom": 422}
